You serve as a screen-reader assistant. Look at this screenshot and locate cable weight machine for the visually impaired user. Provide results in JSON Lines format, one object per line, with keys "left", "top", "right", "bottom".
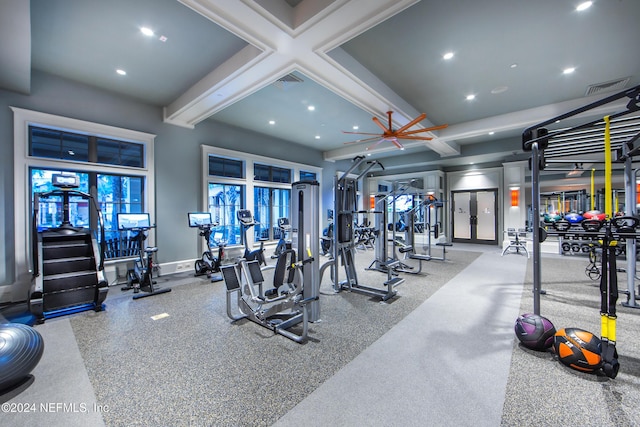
{"left": 320, "top": 156, "right": 403, "bottom": 301}
{"left": 523, "top": 84, "right": 640, "bottom": 378}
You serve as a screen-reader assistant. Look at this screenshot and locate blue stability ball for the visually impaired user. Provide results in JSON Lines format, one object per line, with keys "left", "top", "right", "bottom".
{"left": 0, "top": 323, "right": 45, "bottom": 392}
{"left": 515, "top": 313, "right": 556, "bottom": 351}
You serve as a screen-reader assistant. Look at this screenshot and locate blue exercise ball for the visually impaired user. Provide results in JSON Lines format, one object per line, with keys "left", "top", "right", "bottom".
{"left": 0, "top": 323, "right": 45, "bottom": 392}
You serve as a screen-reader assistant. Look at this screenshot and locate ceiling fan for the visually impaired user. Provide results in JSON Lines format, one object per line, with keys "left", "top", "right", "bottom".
{"left": 343, "top": 111, "right": 448, "bottom": 151}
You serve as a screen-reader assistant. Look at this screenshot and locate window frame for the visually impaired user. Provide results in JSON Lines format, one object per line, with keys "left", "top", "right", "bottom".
{"left": 12, "top": 107, "right": 156, "bottom": 280}
{"left": 201, "top": 145, "right": 322, "bottom": 252}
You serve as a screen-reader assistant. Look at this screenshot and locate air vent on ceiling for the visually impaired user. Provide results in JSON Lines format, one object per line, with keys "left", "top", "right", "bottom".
{"left": 274, "top": 73, "right": 304, "bottom": 90}
{"left": 585, "top": 77, "right": 630, "bottom": 96}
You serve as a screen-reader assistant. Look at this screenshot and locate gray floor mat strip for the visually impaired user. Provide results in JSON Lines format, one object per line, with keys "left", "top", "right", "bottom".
{"left": 275, "top": 251, "right": 527, "bottom": 426}
{"left": 3, "top": 319, "right": 105, "bottom": 427}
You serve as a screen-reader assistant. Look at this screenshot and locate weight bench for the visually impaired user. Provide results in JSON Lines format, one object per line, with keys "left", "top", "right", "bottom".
{"left": 501, "top": 228, "right": 529, "bottom": 258}
{"left": 399, "top": 245, "right": 431, "bottom": 274}
{"left": 434, "top": 242, "right": 452, "bottom": 261}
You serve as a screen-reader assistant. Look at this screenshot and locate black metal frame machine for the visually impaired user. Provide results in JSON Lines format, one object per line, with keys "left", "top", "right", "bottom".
{"left": 523, "top": 84, "right": 640, "bottom": 378}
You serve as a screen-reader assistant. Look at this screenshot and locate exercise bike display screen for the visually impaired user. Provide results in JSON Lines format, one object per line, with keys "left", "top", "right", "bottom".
{"left": 188, "top": 212, "right": 213, "bottom": 228}
{"left": 117, "top": 213, "right": 151, "bottom": 229}
{"left": 237, "top": 210, "right": 253, "bottom": 224}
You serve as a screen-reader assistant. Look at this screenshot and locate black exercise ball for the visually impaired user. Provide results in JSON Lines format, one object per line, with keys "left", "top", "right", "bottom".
{"left": 0, "top": 323, "right": 45, "bottom": 392}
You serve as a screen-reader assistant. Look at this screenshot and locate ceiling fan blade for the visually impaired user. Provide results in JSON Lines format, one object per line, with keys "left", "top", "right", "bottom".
{"left": 342, "top": 131, "right": 384, "bottom": 136}
{"left": 395, "top": 113, "right": 427, "bottom": 134}
{"left": 396, "top": 135, "right": 434, "bottom": 141}
{"left": 397, "top": 123, "right": 449, "bottom": 136}
{"left": 366, "top": 139, "right": 385, "bottom": 150}
{"left": 343, "top": 136, "right": 382, "bottom": 145}
{"left": 372, "top": 116, "right": 390, "bottom": 133}
{"left": 391, "top": 139, "right": 404, "bottom": 149}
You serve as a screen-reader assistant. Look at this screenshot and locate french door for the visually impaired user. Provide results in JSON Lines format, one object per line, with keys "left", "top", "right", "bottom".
{"left": 452, "top": 190, "right": 498, "bottom": 244}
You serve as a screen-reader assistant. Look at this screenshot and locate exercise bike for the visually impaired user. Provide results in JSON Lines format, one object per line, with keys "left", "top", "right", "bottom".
{"left": 188, "top": 212, "right": 224, "bottom": 282}
{"left": 271, "top": 217, "right": 291, "bottom": 259}
{"left": 237, "top": 209, "right": 267, "bottom": 266}
{"left": 117, "top": 213, "right": 171, "bottom": 300}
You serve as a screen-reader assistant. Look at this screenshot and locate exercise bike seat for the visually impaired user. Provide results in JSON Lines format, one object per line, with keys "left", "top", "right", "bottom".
{"left": 145, "top": 246, "right": 158, "bottom": 253}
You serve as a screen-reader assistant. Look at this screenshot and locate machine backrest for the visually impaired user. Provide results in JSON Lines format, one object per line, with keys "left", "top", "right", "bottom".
{"left": 246, "top": 261, "right": 264, "bottom": 284}
{"left": 273, "top": 249, "right": 297, "bottom": 288}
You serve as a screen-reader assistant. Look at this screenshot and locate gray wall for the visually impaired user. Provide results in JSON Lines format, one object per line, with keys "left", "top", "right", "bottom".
{"left": 1, "top": 71, "right": 347, "bottom": 293}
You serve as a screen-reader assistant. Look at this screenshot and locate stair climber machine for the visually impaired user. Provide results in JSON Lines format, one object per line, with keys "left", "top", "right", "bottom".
{"left": 319, "top": 156, "right": 402, "bottom": 301}
{"left": 222, "top": 180, "right": 320, "bottom": 343}
{"left": 29, "top": 173, "right": 108, "bottom": 323}
{"left": 117, "top": 213, "right": 171, "bottom": 300}
{"left": 188, "top": 212, "right": 224, "bottom": 282}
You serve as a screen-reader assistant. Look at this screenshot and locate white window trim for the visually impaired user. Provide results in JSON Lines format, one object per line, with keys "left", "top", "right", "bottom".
{"left": 201, "top": 145, "right": 322, "bottom": 249}
{"left": 11, "top": 107, "right": 156, "bottom": 293}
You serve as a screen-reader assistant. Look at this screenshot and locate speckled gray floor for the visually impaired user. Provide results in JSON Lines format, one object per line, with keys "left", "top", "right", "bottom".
{"left": 501, "top": 254, "right": 640, "bottom": 426}
{"left": 3, "top": 248, "right": 479, "bottom": 426}
{"left": 5, "top": 246, "right": 639, "bottom": 426}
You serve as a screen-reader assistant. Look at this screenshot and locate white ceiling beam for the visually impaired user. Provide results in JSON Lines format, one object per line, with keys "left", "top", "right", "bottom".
{"left": 168, "top": 0, "right": 460, "bottom": 159}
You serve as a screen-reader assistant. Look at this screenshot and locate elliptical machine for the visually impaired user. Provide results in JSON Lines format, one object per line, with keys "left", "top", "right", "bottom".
{"left": 118, "top": 213, "right": 171, "bottom": 300}
{"left": 237, "top": 209, "right": 267, "bottom": 266}
{"left": 188, "top": 212, "right": 224, "bottom": 282}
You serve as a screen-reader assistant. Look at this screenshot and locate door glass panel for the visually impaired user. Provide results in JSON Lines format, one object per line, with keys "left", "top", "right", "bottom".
{"left": 476, "top": 191, "right": 496, "bottom": 240}
{"left": 453, "top": 192, "right": 471, "bottom": 239}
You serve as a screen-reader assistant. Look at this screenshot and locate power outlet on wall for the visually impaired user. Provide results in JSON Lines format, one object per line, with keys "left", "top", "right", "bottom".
{"left": 175, "top": 262, "right": 192, "bottom": 271}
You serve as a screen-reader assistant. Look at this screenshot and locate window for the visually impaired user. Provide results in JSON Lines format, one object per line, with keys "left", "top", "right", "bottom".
{"left": 97, "top": 138, "right": 144, "bottom": 168}
{"left": 201, "top": 145, "right": 321, "bottom": 252}
{"left": 13, "top": 107, "right": 155, "bottom": 284}
{"left": 208, "top": 183, "right": 244, "bottom": 245}
{"left": 254, "top": 187, "right": 290, "bottom": 242}
{"left": 254, "top": 164, "right": 291, "bottom": 183}
{"left": 31, "top": 169, "right": 90, "bottom": 231}
{"left": 30, "top": 168, "right": 145, "bottom": 258}
{"left": 209, "top": 156, "right": 244, "bottom": 178}
{"left": 98, "top": 174, "right": 144, "bottom": 246}
{"left": 299, "top": 170, "right": 317, "bottom": 181}
{"left": 29, "top": 126, "right": 145, "bottom": 168}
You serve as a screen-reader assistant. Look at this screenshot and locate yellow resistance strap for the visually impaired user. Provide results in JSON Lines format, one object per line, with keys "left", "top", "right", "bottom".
{"left": 602, "top": 115, "right": 616, "bottom": 343}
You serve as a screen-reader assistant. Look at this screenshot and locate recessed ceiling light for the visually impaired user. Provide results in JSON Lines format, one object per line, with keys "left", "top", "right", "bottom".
{"left": 315, "top": 135, "right": 320, "bottom": 139}
{"left": 576, "top": 1, "right": 592, "bottom": 12}
{"left": 466, "top": 94, "right": 476, "bottom": 101}
{"left": 116, "top": 69, "right": 127, "bottom": 76}
{"left": 269, "top": 120, "right": 275, "bottom": 125}
{"left": 353, "top": 125, "right": 359, "bottom": 130}
{"left": 159, "top": 35, "right": 168, "bottom": 42}
{"left": 563, "top": 67, "right": 576, "bottom": 74}
{"left": 308, "top": 105, "right": 315, "bottom": 111}
{"left": 443, "top": 52, "right": 454, "bottom": 60}
{"left": 510, "top": 63, "right": 518, "bottom": 69}
{"left": 140, "top": 27, "right": 155, "bottom": 37}
{"left": 491, "top": 86, "right": 508, "bottom": 94}
{"left": 489, "top": 131, "right": 495, "bottom": 135}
